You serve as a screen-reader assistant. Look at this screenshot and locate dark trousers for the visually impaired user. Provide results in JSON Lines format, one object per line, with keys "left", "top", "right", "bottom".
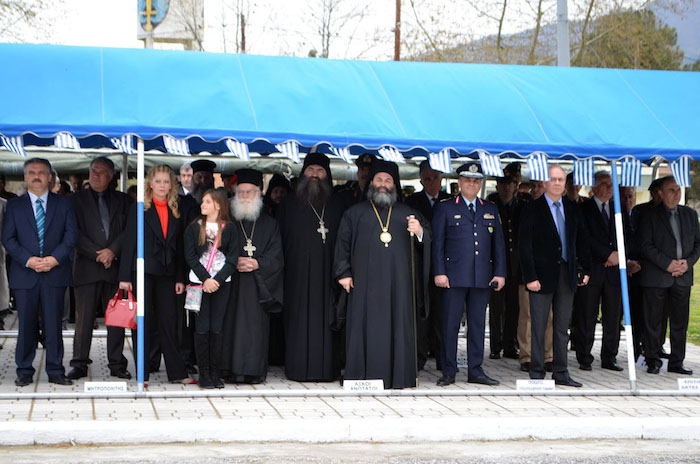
{"left": 628, "top": 281, "right": 646, "bottom": 358}
{"left": 441, "top": 286, "right": 490, "bottom": 378}
{"left": 176, "top": 292, "right": 196, "bottom": 369}
{"left": 529, "top": 263, "right": 574, "bottom": 380}
{"left": 131, "top": 274, "right": 187, "bottom": 382}
{"left": 575, "top": 280, "right": 622, "bottom": 366}
{"left": 71, "top": 281, "right": 127, "bottom": 372}
{"left": 194, "top": 282, "right": 231, "bottom": 334}
{"left": 15, "top": 283, "right": 66, "bottom": 378}
{"left": 417, "top": 282, "right": 442, "bottom": 369}
{"left": 643, "top": 284, "right": 691, "bottom": 369}
{"left": 488, "top": 278, "right": 519, "bottom": 355}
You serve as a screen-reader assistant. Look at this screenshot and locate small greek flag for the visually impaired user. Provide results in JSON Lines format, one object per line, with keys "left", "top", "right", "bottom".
{"left": 619, "top": 157, "right": 642, "bottom": 187}
{"left": 54, "top": 132, "right": 80, "bottom": 150}
{"left": 477, "top": 151, "right": 503, "bottom": 177}
{"left": 0, "top": 135, "right": 27, "bottom": 157}
{"left": 163, "top": 135, "right": 191, "bottom": 156}
{"left": 670, "top": 156, "right": 691, "bottom": 188}
{"left": 224, "top": 139, "right": 250, "bottom": 161}
{"left": 378, "top": 146, "right": 405, "bottom": 164}
{"left": 527, "top": 152, "right": 550, "bottom": 181}
{"left": 110, "top": 135, "right": 135, "bottom": 155}
{"left": 330, "top": 147, "right": 353, "bottom": 164}
{"left": 573, "top": 158, "right": 594, "bottom": 186}
{"left": 275, "top": 141, "right": 300, "bottom": 163}
{"left": 428, "top": 149, "right": 452, "bottom": 173}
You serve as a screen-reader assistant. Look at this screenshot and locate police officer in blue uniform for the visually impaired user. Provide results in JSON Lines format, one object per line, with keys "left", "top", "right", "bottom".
{"left": 432, "top": 162, "right": 506, "bottom": 386}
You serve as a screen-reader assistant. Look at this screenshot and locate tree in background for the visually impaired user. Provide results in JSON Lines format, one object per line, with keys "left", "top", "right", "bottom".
{"left": 0, "top": 0, "right": 57, "bottom": 42}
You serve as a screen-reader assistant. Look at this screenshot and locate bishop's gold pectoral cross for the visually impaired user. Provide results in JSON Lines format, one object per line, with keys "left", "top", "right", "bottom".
{"left": 140, "top": 0, "right": 157, "bottom": 31}
{"left": 243, "top": 239, "right": 256, "bottom": 257}
{"left": 317, "top": 220, "right": 329, "bottom": 244}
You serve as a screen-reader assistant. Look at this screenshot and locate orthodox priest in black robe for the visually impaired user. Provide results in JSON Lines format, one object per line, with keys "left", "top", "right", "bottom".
{"left": 221, "top": 169, "right": 283, "bottom": 384}
{"left": 278, "top": 152, "right": 346, "bottom": 381}
{"left": 334, "top": 160, "right": 431, "bottom": 389}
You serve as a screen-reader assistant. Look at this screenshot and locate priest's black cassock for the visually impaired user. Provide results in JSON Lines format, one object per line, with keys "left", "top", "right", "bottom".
{"left": 278, "top": 191, "right": 346, "bottom": 381}
{"left": 221, "top": 211, "right": 283, "bottom": 383}
{"left": 334, "top": 201, "right": 431, "bottom": 389}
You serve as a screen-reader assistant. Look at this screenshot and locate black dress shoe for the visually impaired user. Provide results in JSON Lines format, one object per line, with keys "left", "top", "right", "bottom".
{"left": 503, "top": 350, "right": 519, "bottom": 360}
{"left": 110, "top": 369, "right": 132, "bottom": 380}
{"left": 579, "top": 364, "right": 592, "bottom": 371}
{"left": 554, "top": 377, "right": 582, "bottom": 388}
{"left": 15, "top": 376, "right": 33, "bottom": 387}
{"left": 520, "top": 362, "right": 531, "bottom": 372}
{"left": 436, "top": 375, "right": 455, "bottom": 386}
{"left": 647, "top": 364, "right": 660, "bottom": 374}
{"left": 468, "top": 375, "right": 500, "bottom": 386}
{"left": 48, "top": 375, "right": 73, "bottom": 385}
{"left": 67, "top": 367, "right": 88, "bottom": 380}
{"left": 668, "top": 365, "right": 693, "bottom": 375}
{"left": 489, "top": 352, "right": 501, "bottom": 360}
{"left": 601, "top": 362, "right": 624, "bottom": 372}
{"left": 544, "top": 362, "right": 553, "bottom": 372}
{"left": 659, "top": 349, "right": 671, "bottom": 359}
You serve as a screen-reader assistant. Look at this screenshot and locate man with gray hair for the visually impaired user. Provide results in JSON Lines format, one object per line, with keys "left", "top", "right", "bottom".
{"left": 178, "top": 163, "right": 193, "bottom": 196}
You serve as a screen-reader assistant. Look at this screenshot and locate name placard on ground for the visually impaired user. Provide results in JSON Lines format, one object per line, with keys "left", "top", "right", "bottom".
{"left": 343, "top": 379, "right": 385, "bottom": 392}
{"left": 457, "top": 357, "right": 468, "bottom": 368}
{"left": 516, "top": 379, "right": 555, "bottom": 392}
{"left": 84, "top": 381, "right": 128, "bottom": 393}
{"left": 678, "top": 378, "right": 700, "bottom": 391}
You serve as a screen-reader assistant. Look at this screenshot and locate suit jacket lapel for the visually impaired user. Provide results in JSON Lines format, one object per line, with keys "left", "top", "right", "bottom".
{"left": 21, "top": 194, "right": 39, "bottom": 240}
{"left": 42, "top": 193, "right": 58, "bottom": 233}
{"left": 539, "top": 197, "right": 559, "bottom": 238}
{"left": 165, "top": 206, "right": 177, "bottom": 245}
{"left": 145, "top": 206, "right": 166, "bottom": 243}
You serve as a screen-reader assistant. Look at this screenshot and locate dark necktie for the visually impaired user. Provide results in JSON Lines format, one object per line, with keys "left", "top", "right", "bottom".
{"left": 36, "top": 198, "right": 45, "bottom": 257}
{"left": 670, "top": 209, "right": 682, "bottom": 259}
{"left": 601, "top": 202, "right": 610, "bottom": 231}
{"left": 553, "top": 201, "right": 568, "bottom": 262}
{"left": 430, "top": 196, "right": 436, "bottom": 207}
{"left": 98, "top": 192, "right": 110, "bottom": 238}
{"left": 468, "top": 202, "right": 475, "bottom": 219}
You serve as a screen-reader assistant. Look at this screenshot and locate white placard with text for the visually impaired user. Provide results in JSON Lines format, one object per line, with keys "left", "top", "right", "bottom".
{"left": 84, "top": 381, "right": 128, "bottom": 393}
{"left": 516, "top": 379, "right": 555, "bottom": 392}
{"left": 457, "top": 357, "right": 469, "bottom": 368}
{"left": 678, "top": 378, "right": 700, "bottom": 391}
{"left": 343, "top": 379, "right": 385, "bottom": 392}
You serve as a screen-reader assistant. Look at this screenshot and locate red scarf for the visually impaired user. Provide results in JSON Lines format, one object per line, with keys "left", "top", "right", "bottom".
{"left": 152, "top": 197, "right": 169, "bottom": 239}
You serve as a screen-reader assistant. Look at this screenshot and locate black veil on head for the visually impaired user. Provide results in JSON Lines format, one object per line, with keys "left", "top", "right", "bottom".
{"left": 366, "top": 159, "right": 402, "bottom": 200}
{"left": 302, "top": 152, "right": 333, "bottom": 184}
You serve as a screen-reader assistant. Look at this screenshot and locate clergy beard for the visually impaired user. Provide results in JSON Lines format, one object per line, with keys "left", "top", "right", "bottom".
{"left": 231, "top": 195, "right": 263, "bottom": 222}
{"left": 367, "top": 184, "right": 397, "bottom": 208}
{"left": 296, "top": 175, "right": 332, "bottom": 206}
{"left": 191, "top": 182, "right": 209, "bottom": 204}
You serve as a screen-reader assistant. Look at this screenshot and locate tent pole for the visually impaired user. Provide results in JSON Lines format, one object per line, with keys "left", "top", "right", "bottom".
{"left": 610, "top": 160, "right": 637, "bottom": 393}
{"left": 136, "top": 138, "right": 146, "bottom": 392}
{"left": 120, "top": 153, "right": 128, "bottom": 192}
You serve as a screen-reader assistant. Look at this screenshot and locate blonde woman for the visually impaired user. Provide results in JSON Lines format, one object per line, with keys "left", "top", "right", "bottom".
{"left": 119, "top": 165, "right": 194, "bottom": 385}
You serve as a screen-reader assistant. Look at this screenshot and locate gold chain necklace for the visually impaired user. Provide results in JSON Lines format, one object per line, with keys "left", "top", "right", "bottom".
{"left": 370, "top": 200, "right": 393, "bottom": 247}
{"left": 239, "top": 220, "right": 257, "bottom": 257}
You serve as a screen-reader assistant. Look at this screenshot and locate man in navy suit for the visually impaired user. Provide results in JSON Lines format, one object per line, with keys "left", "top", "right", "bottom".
{"left": 433, "top": 162, "right": 506, "bottom": 386}
{"left": 2, "top": 158, "right": 78, "bottom": 386}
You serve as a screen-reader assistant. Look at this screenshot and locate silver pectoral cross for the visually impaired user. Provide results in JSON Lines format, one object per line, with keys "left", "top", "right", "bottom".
{"left": 317, "top": 220, "right": 329, "bottom": 244}
{"left": 243, "top": 239, "right": 256, "bottom": 257}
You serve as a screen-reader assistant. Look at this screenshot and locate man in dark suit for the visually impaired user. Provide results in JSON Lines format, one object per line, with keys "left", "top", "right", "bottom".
{"left": 2, "top": 158, "right": 78, "bottom": 386}
{"left": 405, "top": 160, "right": 450, "bottom": 370}
{"left": 433, "top": 162, "right": 506, "bottom": 386}
{"left": 519, "top": 165, "right": 591, "bottom": 387}
{"left": 638, "top": 176, "right": 700, "bottom": 375}
{"left": 576, "top": 171, "right": 631, "bottom": 372}
{"left": 67, "top": 157, "right": 132, "bottom": 380}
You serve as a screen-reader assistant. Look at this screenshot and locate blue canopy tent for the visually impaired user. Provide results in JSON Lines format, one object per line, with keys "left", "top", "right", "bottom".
{"left": 1, "top": 43, "right": 699, "bottom": 394}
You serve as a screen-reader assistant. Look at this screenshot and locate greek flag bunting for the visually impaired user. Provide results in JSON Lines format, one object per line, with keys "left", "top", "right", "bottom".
{"left": 428, "top": 148, "right": 452, "bottom": 173}
{"left": 275, "top": 141, "right": 300, "bottom": 163}
{"left": 163, "top": 135, "right": 191, "bottom": 156}
{"left": 378, "top": 146, "right": 405, "bottom": 164}
{"left": 527, "top": 152, "right": 550, "bottom": 181}
{"left": 670, "top": 156, "right": 691, "bottom": 188}
{"left": 0, "top": 135, "right": 27, "bottom": 157}
{"left": 620, "top": 157, "right": 642, "bottom": 187}
{"left": 477, "top": 151, "right": 503, "bottom": 177}
{"left": 224, "top": 139, "right": 250, "bottom": 160}
{"left": 110, "top": 135, "right": 135, "bottom": 155}
{"left": 330, "top": 147, "right": 353, "bottom": 164}
{"left": 573, "top": 158, "right": 594, "bottom": 186}
{"left": 54, "top": 132, "right": 80, "bottom": 150}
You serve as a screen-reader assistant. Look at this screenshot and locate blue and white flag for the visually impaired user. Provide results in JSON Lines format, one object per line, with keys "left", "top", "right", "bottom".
{"left": 0, "top": 135, "right": 27, "bottom": 157}
{"left": 573, "top": 158, "right": 594, "bottom": 186}
{"left": 163, "top": 135, "right": 191, "bottom": 156}
{"left": 670, "top": 155, "right": 691, "bottom": 188}
{"left": 330, "top": 147, "right": 353, "bottom": 164}
{"left": 477, "top": 151, "right": 503, "bottom": 177}
{"left": 224, "top": 139, "right": 250, "bottom": 161}
{"left": 378, "top": 146, "right": 405, "bottom": 164}
{"left": 110, "top": 135, "right": 135, "bottom": 155}
{"left": 619, "top": 157, "right": 642, "bottom": 187}
{"left": 275, "top": 141, "right": 300, "bottom": 163}
{"left": 428, "top": 148, "right": 452, "bottom": 173}
{"left": 527, "top": 152, "right": 550, "bottom": 181}
{"left": 54, "top": 132, "right": 80, "bottom": 150}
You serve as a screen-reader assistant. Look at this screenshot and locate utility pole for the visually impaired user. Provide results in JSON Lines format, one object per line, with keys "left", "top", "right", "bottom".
{"left": 241, "top": 13, "right": 246, "bottom": 53}
{"left": 394, "top": 0, "right": 401, "bottom": 61}
{"left": 556, "top": 0, "right": 570, "bottom": 66}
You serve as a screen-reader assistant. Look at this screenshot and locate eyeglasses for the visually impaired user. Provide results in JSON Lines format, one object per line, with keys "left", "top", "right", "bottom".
{"left": 237, "top": 188, "right": 260, "bottom": 196}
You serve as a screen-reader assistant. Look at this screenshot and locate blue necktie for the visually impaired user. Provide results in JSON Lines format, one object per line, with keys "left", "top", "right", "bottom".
{"left": 553, "top": 201, "right": 567, "bottom": 262}
{"left": 36, "top": 198, "right": 45, "bottom": 257}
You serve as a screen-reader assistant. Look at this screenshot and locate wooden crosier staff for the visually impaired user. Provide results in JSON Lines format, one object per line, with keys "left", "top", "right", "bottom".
{"left": 408, "top": 214, "right": 418, "bottom": 387}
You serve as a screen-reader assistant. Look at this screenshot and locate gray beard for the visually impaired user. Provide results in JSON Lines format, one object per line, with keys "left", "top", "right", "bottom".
{"left": 296, "top": 175, "right": 332, "bottom": 206}
{"left": 231, "top": 195, "right": 263, "bottom": 222}
{"left": 367, "top": 184, "right": 397, "bottom": 208}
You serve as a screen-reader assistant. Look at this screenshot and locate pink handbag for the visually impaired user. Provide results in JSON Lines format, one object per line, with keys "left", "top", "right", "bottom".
{"left": 105, "top": 289, "right": 138, "bottom": 330}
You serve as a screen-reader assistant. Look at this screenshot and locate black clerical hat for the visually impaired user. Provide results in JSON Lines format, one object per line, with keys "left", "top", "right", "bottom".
{"left": 369, "top": 159, "right": 401, "bottom": 186}
{"left": 303, "top": 152, "right": 331, "bottom": 175}
{"left": 456, "top": 162, "right": 483, "bottom": 179}
{"left": 191, "top": 159, "right": 217, "bottom": 174}
{"left": 235, "top": 168, "right": 263, "bottom": 188}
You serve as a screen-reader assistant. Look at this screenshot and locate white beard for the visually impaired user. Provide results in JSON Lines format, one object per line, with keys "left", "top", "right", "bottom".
{"left": 231, "top": 195, "right": 263, "bottom": 222}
